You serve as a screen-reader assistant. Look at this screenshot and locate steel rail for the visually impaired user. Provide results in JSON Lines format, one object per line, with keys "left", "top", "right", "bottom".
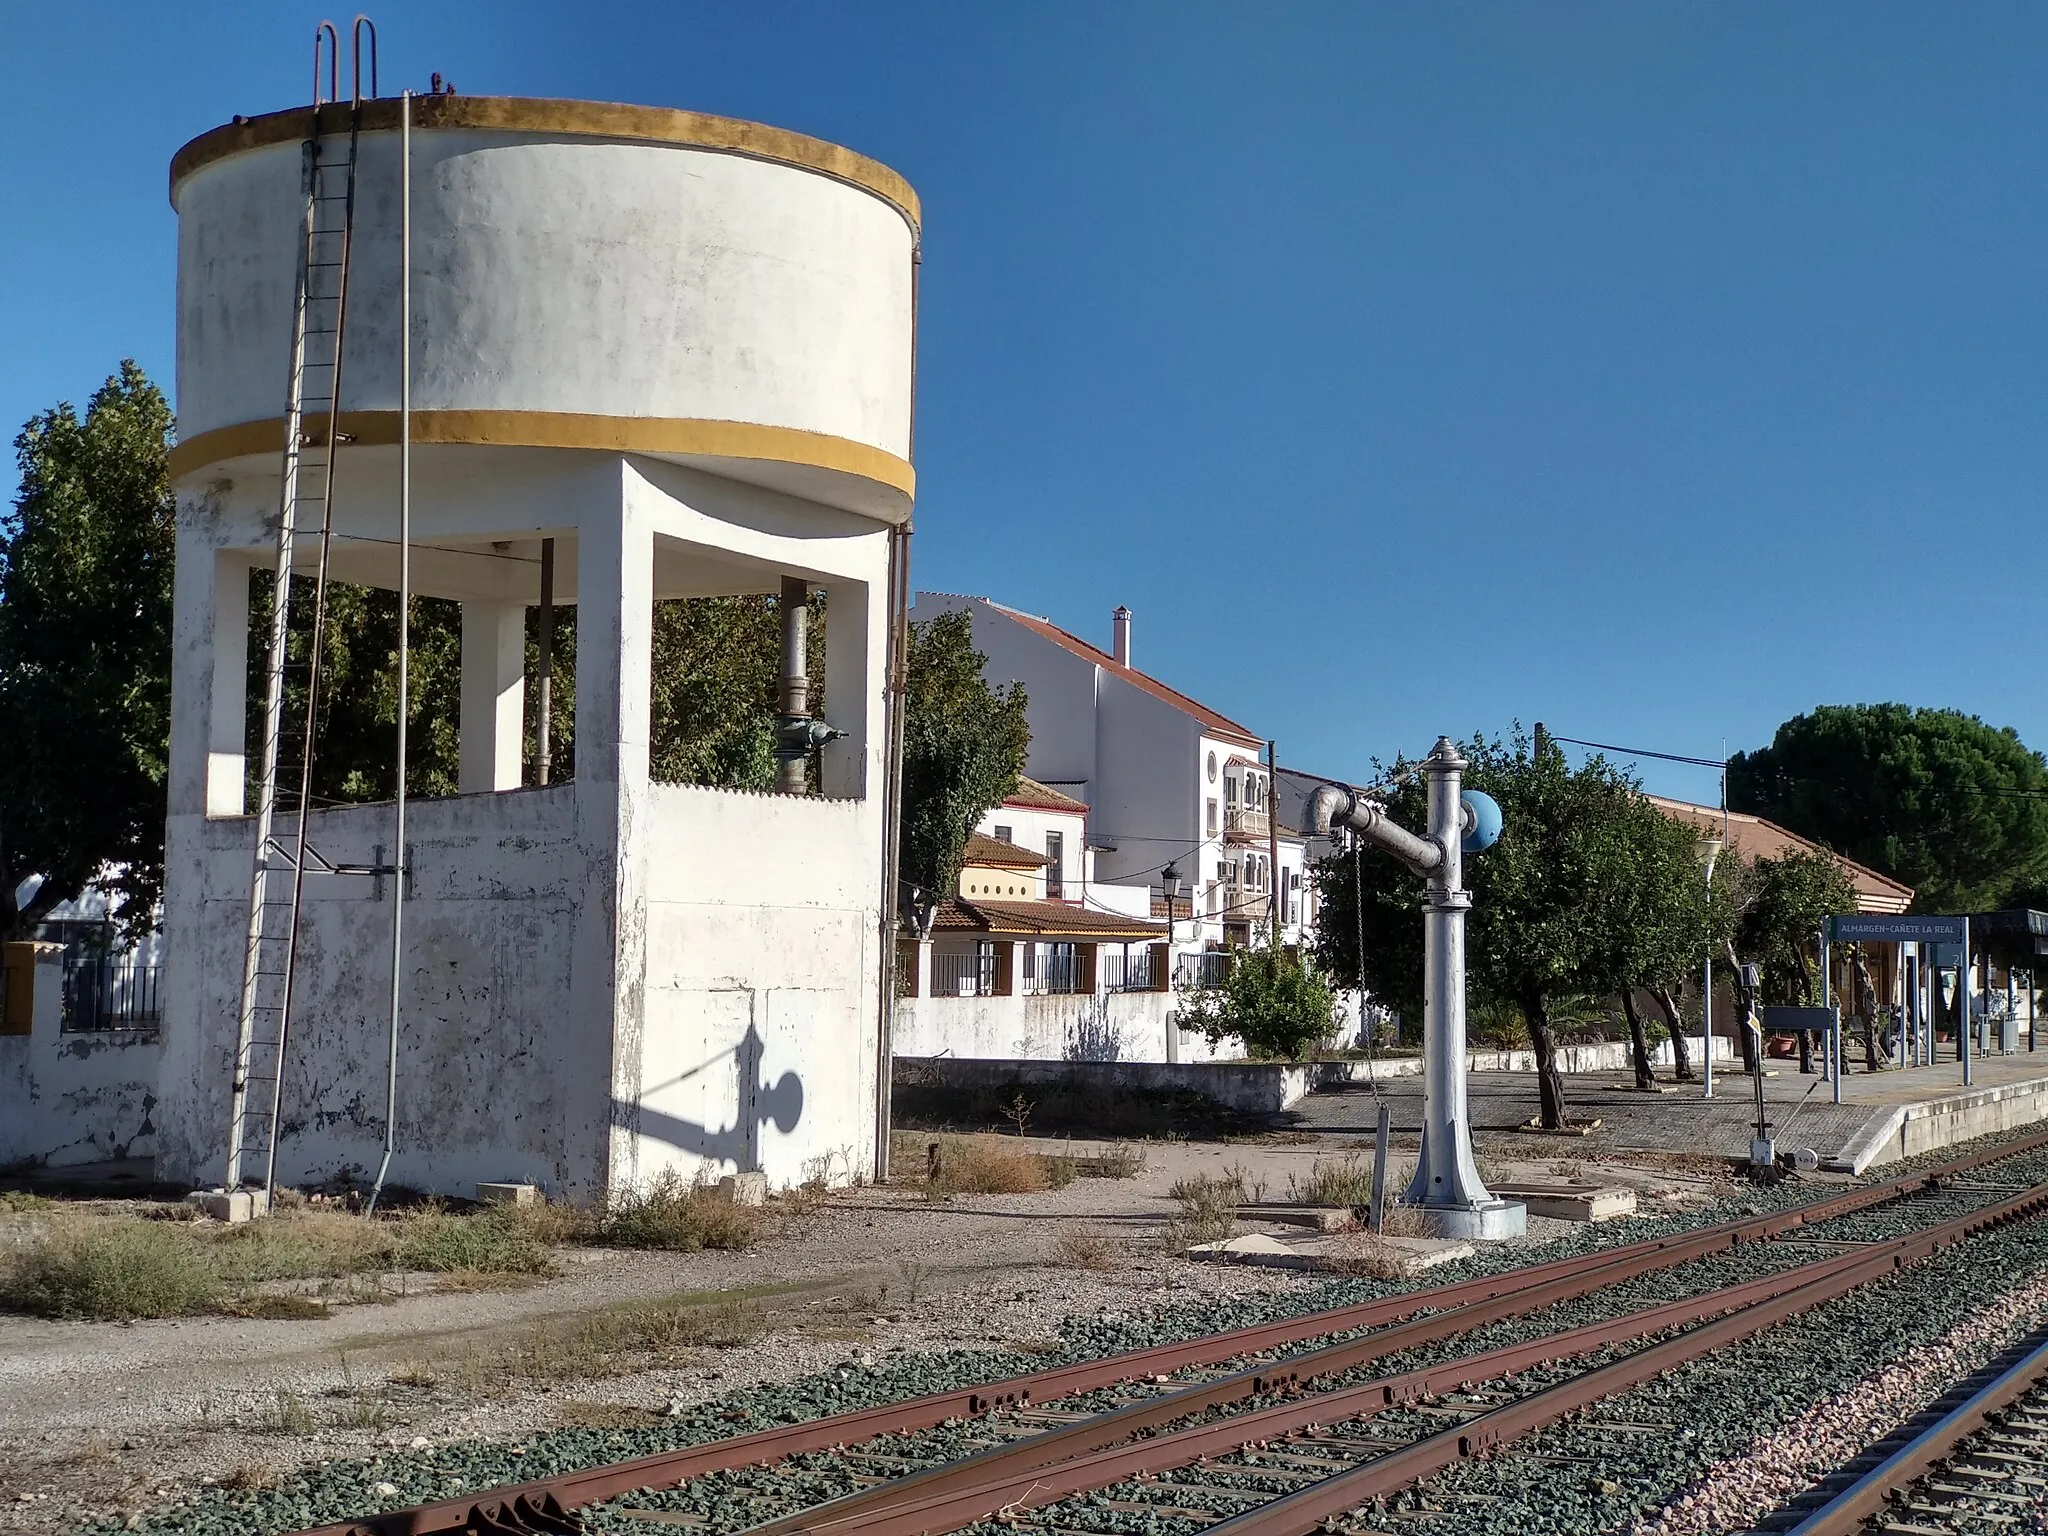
{"left": 308, "top": 1126, "right": 2048, "bottom": 1536}
{"left": 1199, "top": 1184, "right": 2048, "bottom": 1536}
{"left": 755, "top": 1184, "right": 2048, "bottom": 1536}
{"left": 1777, "top": 1325, "right": 2048, "bottom": 1536}
{"left": 736, "top": 1198, "right": 1886, "bottom": 1536}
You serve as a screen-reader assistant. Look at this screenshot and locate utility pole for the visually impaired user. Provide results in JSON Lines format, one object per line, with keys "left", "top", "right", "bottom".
{"left": 1266, "top": 738, "right": 1281, "bottom": 948}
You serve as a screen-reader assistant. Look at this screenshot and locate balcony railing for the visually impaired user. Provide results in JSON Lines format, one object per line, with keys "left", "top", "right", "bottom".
{"left": 1222, "top": 884, "right": 1270, "bottom": 922}
{"left": 1020, "top": 943, "right": 1083, "bottom": 996}
{"left": 1099, "top": 948, "right": 1157, "bottom": 994}
{"left": 1175, "top": 951, "right": 1232, "bottom": 990}
{"left": 932, "top": 949, "right": 997, "bottom": 998}
{"left": 1223, "top": 803, "right": 1270, "bottom": 837}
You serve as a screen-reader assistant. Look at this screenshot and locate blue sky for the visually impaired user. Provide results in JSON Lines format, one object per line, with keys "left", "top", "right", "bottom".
{"left": 5, "top": 5, "right": 2044, "bottom": 803}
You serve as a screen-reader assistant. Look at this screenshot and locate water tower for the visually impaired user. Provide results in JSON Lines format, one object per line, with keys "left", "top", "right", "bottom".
{"left": 155, "top": 67, "right": 916, "bottom": 1203}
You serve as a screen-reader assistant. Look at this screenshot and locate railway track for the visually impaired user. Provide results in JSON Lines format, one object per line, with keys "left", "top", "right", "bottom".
{"left": 1751, "top": 1325, "right": 2048, "bottom": 1535}
{"left": 300, "top": 1127, "right": 2048, "bottom": 1536}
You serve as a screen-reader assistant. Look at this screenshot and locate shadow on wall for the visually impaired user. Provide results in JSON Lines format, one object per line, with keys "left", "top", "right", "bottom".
{"left": 620, "top": 1024, "right": 804, "bottom": 1176}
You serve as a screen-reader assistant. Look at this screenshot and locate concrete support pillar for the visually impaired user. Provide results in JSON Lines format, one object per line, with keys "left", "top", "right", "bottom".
{"left": 572, "top": 500, "right": 655, "bottom": 1197}
{"left": 821, "top": 575, "right": 873, "bottom": 800}
{"left": 168, "top": 542, "right": 250, "bottom": 819}
{"left": 459, "top": 601, "right": 527, "bottom": 793}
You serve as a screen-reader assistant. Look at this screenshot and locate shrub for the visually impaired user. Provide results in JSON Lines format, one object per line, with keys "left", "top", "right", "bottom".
{"left": 593, "top": 1171, "right": 763, "bottom": 1252}
{"left": 1164, "top": 1174, "right": 1242, "bottom": 1248}
{"left": 1174, "top": 945, "right": 1335, "bottom": 1060}
{"left": 1, "top": 1218, "right": 221, "bottom": 1320}
{"left": 920, "top": 1135, "right": 1051, "bottom": 1195}
{"left": 1286, "top": 1153, "right": 1378, "bottom": 1208}
{"left": 395, "top": 1208, "right": 555, "bottom": 1274}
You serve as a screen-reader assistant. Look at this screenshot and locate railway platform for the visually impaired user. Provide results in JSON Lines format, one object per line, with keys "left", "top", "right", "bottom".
{"left": 1291, "top": 1046, "right": 2048, "bottom": 1172}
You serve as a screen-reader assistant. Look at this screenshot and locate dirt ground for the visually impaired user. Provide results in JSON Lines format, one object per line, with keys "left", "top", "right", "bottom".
{"left": 0, "top": 1135, "right": 1725, "bottom": 1536}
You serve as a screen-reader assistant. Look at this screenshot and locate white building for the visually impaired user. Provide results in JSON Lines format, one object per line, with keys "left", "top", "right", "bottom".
{"left": 894, "top": 778, "right": 1245, "bottom": 1063}
{"left": 908, "top": 595, "right": 1317, "bottom": 978}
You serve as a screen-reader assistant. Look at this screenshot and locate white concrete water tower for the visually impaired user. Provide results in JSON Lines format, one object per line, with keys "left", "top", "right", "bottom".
{"left": 156, "top": 90, "right": 917, "bottom": 1200}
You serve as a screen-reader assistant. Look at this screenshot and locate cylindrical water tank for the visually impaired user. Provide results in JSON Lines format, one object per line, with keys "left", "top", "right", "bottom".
{"left": 168, "top": 97, "right": 918, "bottom": 520}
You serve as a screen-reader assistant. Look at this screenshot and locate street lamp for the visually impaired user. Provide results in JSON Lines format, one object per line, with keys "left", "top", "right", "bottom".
{"left": 1160, "top": 861, "right": 1182, "bottom": 942}
{"left": 1696, "top": 833, "right": 1724, "bottom": 1098}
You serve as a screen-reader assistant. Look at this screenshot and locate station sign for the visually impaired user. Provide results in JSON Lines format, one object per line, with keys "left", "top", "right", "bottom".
{"left": 1828, "top": 914, "right": 1966, "bottom": 944}
{"left": 1759, "top": 1005, "right": 1838, "bottom": 1035}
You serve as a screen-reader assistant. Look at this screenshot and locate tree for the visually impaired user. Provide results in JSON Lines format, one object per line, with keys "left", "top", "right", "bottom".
{"left": 1729, "top": 848, "right": 1859, "bottom": 1072}
{"left": 1177, "top": 944, "right": 1335, "bottom": 1060}
{"left": 1314, "top": 727, "right": 1715, "bottom": 1129}
{"left": 898, "top": 610, "right": 1031, "bottom": 917}
{"left": 1612, "top": 815, "right": 1731, "bottom": 1090}
{"left": 0, "top": 363, "right": 175, "bottom": 940}
{"left": 1728, "top": 705, "right": 2048, "bottom": 912}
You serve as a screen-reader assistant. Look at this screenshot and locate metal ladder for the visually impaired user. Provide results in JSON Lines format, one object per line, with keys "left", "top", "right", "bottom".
{"left": 223, "top": 23, "right": 371, "bottom": 1194}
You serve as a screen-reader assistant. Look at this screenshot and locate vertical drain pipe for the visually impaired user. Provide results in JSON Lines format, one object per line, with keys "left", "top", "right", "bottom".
{"left": 368, "top": 87, "right": 412, "bottom": 1214}
{"left": 777, "top": 576, "right": 810, "bottom": 795}
{"left": 534, "top": 538, "right": 554, "bottom": 785}
{"left": 873, "top": 240, "right": 919, "bottom": 1184}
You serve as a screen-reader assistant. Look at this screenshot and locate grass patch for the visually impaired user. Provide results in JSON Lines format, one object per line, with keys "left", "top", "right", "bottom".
{"left": 591, "top": 1171, "right": 764, "bottom": 1252}
{"left": 0, "top": 1217, "right": 222, "bottom": 1320}
{"left": 0, "top": 1201, "right": 560, "bottom": 1321}
{"left": 1286, "top": 1153, "right": 1378, "bottom": 1208}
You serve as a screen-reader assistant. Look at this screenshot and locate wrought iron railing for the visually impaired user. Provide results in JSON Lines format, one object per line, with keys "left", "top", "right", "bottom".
{"left": 61, "top": 954, "right": 163, "bottom": 1032}
{"left": 1099, "top": 948, "right": 1157, "bottom": 993}
{"left": 932, "top": 948, "right": 997, "bottom": 998}
{"left": 1175, "top": 951, "right": 1232, "bottom": 990}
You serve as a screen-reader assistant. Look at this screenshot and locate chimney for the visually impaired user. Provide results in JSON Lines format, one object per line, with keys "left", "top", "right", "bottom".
{"left": 1112, "top": 605, "right": 1132, "bottom": 668}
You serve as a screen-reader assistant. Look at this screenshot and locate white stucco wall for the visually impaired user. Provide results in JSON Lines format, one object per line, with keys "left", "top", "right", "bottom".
{"left": 174, "top": 127, "right": 915, "bottom": 461}
{"left": 0, "top": 948, "right": 162, "bottom": 1169}
{"left": 636, "top": 783, "right": 881, "bottom": 1190}
{"left": 892, "top": 991, "right": 1236, "bottom": 1065}
{"left": 912, "top": 595, "right": 1100, "bottom": 791}
{"left": 154, "top": 789, "right": 617, "bottom": 1197}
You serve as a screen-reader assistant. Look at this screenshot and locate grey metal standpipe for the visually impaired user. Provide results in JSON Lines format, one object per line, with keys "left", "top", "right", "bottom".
{"left": 776, "top": 576, "right": 810, "bottom": 796}
{"left": 1304, "top": 738, "right": 1524, "bottom": 1240}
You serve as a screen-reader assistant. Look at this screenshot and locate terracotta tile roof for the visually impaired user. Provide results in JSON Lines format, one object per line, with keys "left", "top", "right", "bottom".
{"left": 931, "top": 897, "right": 1166, "bottom": 939}
{"left": 985, "top": 600, "right": 1264, "bottom": 749}
{"left": 962, "top": 832, "right": 1047, "bottom": 869}
{"left": 1004, "top": 776, "right": 1090, "bottom": 813}
{"left": 1646, "top": 795, "right": 1915, "bottom": 914}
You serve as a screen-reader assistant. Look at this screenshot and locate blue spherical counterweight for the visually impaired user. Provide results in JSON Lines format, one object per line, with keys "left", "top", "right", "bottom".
{"left": 1461, "top": 790, "right": 1503, "bottom": 853}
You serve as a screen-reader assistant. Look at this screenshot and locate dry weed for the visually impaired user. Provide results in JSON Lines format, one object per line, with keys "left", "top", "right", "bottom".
{"left": 920, "top": 1135, "right": 1052, "bottom": 1196}
{"left": 1053, "top": 1231, "right": 1121, "bottom": 1271}
{"left": 218, "top": 1462, "right": 275, "bottom": 1493}
{"left": 1328, "top": 1232, "right": 1408, "bottom": 1279}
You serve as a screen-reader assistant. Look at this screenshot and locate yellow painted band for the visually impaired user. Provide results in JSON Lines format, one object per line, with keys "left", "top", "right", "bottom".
{"left": 168, "top": 411, "right": 915, "bottom": 503}
{"left": 170, "top": 96, "right": 919, "bottom": 232}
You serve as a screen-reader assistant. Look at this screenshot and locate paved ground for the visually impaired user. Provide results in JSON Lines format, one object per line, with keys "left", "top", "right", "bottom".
{"left": 1292, "top": 1044, "right": 2048, "bottom": 1163}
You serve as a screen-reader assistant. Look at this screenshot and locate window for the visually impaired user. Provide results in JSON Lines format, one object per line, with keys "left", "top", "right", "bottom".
{"left": 993, "top": 824, "right": 1013, "bottom": 843}
{"left": 1207, "top": 799, "right": 1218, "bottom": 837}
{"left": 1207, "top": 751, "right": 1218, "bottom": 783}
{"left": 1045, "top": 831, "right": 1065, "bottom": 899}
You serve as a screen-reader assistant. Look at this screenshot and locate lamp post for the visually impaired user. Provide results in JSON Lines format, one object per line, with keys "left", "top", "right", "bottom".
{"left": 1160, "top": 861, "right": 1183, "bottom": 1063}
{"left": 1697, "top": 834, "right": 1724, "bottom": 1099}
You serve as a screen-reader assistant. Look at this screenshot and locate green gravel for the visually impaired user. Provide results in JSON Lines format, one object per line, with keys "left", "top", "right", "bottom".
{"left": 89, "top": 1121, "right": 2048, "bottom": 1536}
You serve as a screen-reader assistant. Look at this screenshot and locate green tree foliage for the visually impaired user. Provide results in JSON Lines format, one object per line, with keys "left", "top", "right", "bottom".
{"left": 898, "top": 611, "right": 1030, "bottom": 915}
{"left": 650, "top": 595, "right": 823, "bottom": 791}
{"left": 1314, "top": 728, "right": 1719, "bottom": 1128}
{"left": 1728, "top": 704, "right": 2048, "bottom": 911}
{"left": 1176, "top": 944, "right": 1335, "bottom": 1060}
{"left": 0, "top": 363, "right": 175, "bottom": 939}
{"left": 1731, "top": 849, "right": 1858, "bottom": 1005}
